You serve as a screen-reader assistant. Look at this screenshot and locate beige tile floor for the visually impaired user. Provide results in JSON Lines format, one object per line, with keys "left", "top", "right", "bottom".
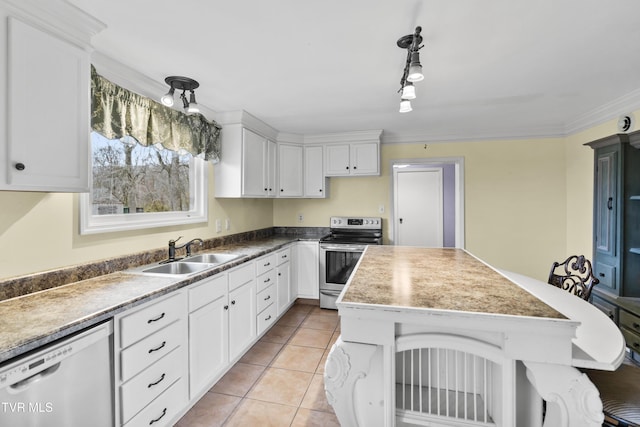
{"left": 175, "top": 302, "right": 341, "bottom": 427}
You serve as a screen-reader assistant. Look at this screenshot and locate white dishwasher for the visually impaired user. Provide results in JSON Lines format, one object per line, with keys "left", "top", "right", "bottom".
{"left": 0, "top": 320, "right": 113, "bottom": 427}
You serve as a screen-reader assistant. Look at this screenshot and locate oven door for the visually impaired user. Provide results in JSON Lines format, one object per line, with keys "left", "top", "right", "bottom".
{"left": 319, "top": 243, "right": 365, "bottom": 309}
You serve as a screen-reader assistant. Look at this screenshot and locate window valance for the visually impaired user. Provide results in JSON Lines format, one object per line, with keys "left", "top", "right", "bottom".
{"left": 90, "top": 66, "right": 221, "bottom": 163}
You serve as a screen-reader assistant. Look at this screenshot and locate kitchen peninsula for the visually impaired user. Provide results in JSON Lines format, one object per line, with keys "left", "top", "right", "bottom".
{"left": 325, "top": 246, "right": 625, "bottom": 427}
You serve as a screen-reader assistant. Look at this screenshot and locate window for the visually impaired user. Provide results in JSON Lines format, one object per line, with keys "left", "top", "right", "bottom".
{"left": 79, "top": 132, "right": 207, "bottom": 234}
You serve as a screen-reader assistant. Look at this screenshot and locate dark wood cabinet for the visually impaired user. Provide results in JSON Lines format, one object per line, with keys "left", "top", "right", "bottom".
{"left": 587, "top": 130, "right": 640, "bottom": 359}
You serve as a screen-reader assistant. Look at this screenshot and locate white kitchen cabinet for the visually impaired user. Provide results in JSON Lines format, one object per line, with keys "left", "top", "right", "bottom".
{"left": 187, "top": 273, "right": 228, "bottom": 399}
{"left": 296, "top": 241, "right": 319, "bottom": 299}
{"left": 114, "top": 291, "right": 188, "bottom": 427}
{"left": 276, "top": 247, "right": 293, "bottom": 315}
{"left": 324, "top": 142, "right": 380, "bottom": 176}
{"left": 278, "top": 143, "right": 303, "bottom": 197}
{"left": 214, "top": 124, "right": 276, "bottom": 197}
{"left": 255, "top": 253, "right": 277, "bottom": 334}
{"left": 228, "top": 263, "right": 257, "bottom": 362}
{"left": 0, "top": 5, "right": 103, "bottom": 192}
{"left": 304, "top": 145, "right": 328, "bottom": 198}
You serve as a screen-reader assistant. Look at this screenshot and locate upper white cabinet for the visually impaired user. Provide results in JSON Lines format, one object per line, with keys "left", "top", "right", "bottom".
{"left": 325, "top": 142, "right": 380, "bottom": 176}
{"left": 0, "top": 2, "right": 104, "bottom": 192}
{"left": 304, "top": 145, "right": 328, "bottom": 198}
{"left": 277, "top": 143, "right": 303, "bottom": 197}
{"left": 214, "top": 123, "right": 276, "bottom": 197}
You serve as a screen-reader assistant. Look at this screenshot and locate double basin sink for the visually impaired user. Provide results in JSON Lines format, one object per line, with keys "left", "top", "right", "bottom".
{"left": 133, "top": 253, "right": 244, "bottom": 277}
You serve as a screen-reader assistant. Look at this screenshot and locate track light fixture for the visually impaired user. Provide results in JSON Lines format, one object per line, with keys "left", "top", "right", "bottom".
{"left": 161, "top": 76, "right": 200, "bottom": 114}
{"left": 397, "top": 26, "right": 424, "bottom": 113}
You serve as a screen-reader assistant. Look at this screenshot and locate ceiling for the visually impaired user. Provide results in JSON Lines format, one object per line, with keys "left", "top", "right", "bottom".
{"left": 67, "top": 0, "right": 640, "bottom": 142}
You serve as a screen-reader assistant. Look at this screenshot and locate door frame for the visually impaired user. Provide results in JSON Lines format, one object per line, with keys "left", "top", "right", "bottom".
{"left": 389, "top": 157, "right": 465, "bottom": 248}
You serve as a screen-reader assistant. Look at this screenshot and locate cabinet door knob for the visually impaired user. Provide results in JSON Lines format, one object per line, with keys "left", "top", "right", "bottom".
{"left": 345, "top": 166, "right": 349, "bottom": 170}
{"left": 281, "top": 188, "right": 284, "bottom": 192}
{"left": 231, "top": 300, "right": 236, "bottom": 305}
{"left": 224, "top": 305, "right": 229, "bottom": 310}
{"left": 607, "top": 197, "right": 613, "bottom": 210}
{"left": 599, "top": 272, "right": 605, "bottom": 277}
{"left": 353, "top": 165, "right": 357, "bottom": 170}
{"left": 319, "top": 189, "right": 322, "bottom": 192}
{"left": 14, "top": 162, "right": 25, "bottom": 171}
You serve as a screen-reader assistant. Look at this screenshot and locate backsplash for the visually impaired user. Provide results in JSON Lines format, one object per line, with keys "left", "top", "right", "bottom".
{"left": 0, "top": 227, "right": 327, "bottom": 302}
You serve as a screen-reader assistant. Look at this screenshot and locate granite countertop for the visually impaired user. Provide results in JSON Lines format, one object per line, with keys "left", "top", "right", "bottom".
{"left": 341, "top": 245, "right": 566, "bottom": 319}
{"left": 0, "top": 235, "right": 320, "bottom": 364}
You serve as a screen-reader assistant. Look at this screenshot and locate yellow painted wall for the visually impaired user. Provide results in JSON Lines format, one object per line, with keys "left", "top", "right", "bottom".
{"left": 0, "top": 164, "right": 274, "bottom": 280}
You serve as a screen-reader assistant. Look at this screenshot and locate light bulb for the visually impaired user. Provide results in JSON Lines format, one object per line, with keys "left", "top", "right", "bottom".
{"left": 401, "top": 82, "right": 416, "bottom": 100}
{"left": 399, "top": 99, "right": 412, "bottom": 113}
{"left": 160, "top": 87, "right": 175, "bottom": 107}
{"left": 407, "top": 51, "right": 424, "bottom": 82}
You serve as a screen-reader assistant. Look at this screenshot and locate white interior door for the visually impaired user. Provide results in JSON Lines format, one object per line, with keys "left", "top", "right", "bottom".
{"left": 395, "top": 168, "right": 444, "bottom": 247}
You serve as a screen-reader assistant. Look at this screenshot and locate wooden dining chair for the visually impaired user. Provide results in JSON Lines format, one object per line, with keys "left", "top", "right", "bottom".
{"left": 547, "top": 254, "right": 599, "bottom": 301}
{"left": 548, "top": 255, "right": 640, "bottom": 427}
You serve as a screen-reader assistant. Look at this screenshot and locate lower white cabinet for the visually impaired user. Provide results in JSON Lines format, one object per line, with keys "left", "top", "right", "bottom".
{"left": 228, "top": 277, "right": 257, "bottom": 361}
{"left": 276, "top": 247, "right": 293, "bottom": 315}
{"left": 187, "top": 273, "right": 229, "bottom": 398}
{"left": 114, "top": 291, "right": 188, "bottom": 427}
{"left": 296, "top": 241, "right": 320, "bottom": 299}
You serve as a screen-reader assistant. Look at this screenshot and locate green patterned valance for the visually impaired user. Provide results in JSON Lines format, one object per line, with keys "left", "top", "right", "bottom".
{"left": 90, "top": 66, "right": 221, "bottom": 163}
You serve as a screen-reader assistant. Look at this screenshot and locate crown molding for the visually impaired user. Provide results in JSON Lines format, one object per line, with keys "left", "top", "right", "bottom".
{"left": 565, "top": 88, "right": 640, "bottom": 135}
{"left": 303, "top": 129, "right": 383, "bottom": 144}
{"left": 380, "top": 126, "right": 566, "bottom": 145}
{"left": 0, "top": 0, "right": 106, "bottom": 50}
{"left": 215, "top": 110, "right": 279, "bottom": 140}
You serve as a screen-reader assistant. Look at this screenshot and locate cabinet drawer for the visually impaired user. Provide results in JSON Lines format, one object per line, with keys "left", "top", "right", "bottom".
{"left": 276, "top": 247, "right": 291, "bottom": 266}
{"left": 119, "top": 292, "right": 186, "bottom": 348}
{"left": 256, "top": 253, "right": 276, "bottom": 276}
{"left": 229, "top": 262, "right": 254, "bottom": 292}
{"left": 257, "top": 302, "right": 277, "bottom": 336}
{"left": 621, "top": 327, "right": 640, "bottom": 353}
{"left": 188, "top": 274, "right": 226, "bottom": 313}
{"left": 592, "top": 295, "right": 618, "bottom": 324}
{"left": 257, "top": 283, "right": 276, "bottom": 313}
{"left": 121, "top": 347, "right": 184, "bottom": 424}
{"left": 594, "top": 262, "right": 616, "bottom": 290}
{"left": 123, "top": 377, "right": 187, "bottom": 427}
{"left": 121, "top": 321, "right": 183, "bottom": 381}
{"left": 620, "top": 310, "right": 640, "bottom": 334}
{"left": 257, "top": 268, "right": 276, "bottom": 293}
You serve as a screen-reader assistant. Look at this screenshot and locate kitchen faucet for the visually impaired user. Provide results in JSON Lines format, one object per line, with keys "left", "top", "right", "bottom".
{"left": 161, "top": 237, "right": 204, "bottom": 263}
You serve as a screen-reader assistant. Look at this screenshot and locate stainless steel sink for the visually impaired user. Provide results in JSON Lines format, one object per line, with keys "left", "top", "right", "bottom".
{"left": 141, "top": 262, "right": 214, "bottom": 276}
{"left": 183, "top": 253, "right": 242, "bottom": 264}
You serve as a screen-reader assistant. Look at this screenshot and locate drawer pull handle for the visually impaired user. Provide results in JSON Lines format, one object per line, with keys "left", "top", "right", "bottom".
{"left": 634, "top": 323, "right": 640, "bottom": 329}
{"left": 148, "top": 341, "right": 167, "bottom": 354}
{"left": 265, "top": 315, "right": 272, "bottom": 321}
{"left": 147, "top": 312, "right": 166, "bottom": 324}
{"left": 264, "top": 262, "right": 271, "bottom": 267}
{"left": 634, "top": 343, "right": 640, "bottom": 348}
{"left": 282, "top": 254, "right": 287, "bottom": 259}
{"left": 264, "top": 278, "right": 271, "bottom": 283}
{"left": 148, "top": 373, "right": 166, "bottom": 388}
{"left": 264, "top": 295, "right": 271, "bottom": 301}
{"left": 599, "top": 273, "right": 605, "bottom": 277}
{"left": 149, "top": 408, "right": 167, "bottom": 425}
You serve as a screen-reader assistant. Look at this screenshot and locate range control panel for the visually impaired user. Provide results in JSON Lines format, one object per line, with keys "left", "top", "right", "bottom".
{"left": 330, "top": 216, "right": 382, "bottom": 229}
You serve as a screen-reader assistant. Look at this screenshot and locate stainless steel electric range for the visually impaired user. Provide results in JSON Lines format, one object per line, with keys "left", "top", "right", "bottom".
{"left": 319, "top": 216, "right": 383, "bottom": 309}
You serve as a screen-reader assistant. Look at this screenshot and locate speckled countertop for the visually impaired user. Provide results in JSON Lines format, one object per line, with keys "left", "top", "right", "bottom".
{"left": 0, "top": 234, "right": 323, "bottom": 364}
{"left": 341, "top": 246, "right": 566, "bottom": 319}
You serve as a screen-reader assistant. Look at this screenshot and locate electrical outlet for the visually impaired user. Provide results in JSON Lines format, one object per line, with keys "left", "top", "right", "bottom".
{"left": 298, "top": 214, "right": 304, "bottom": 222}
{"left": 215, "top": 219, "right": 221, "bottom": 233}
{"left": 379, "top": 204, "right": 385, "bottom": 214}
{"left": 225, "top": 218, "right": 231, "bottom": 230}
